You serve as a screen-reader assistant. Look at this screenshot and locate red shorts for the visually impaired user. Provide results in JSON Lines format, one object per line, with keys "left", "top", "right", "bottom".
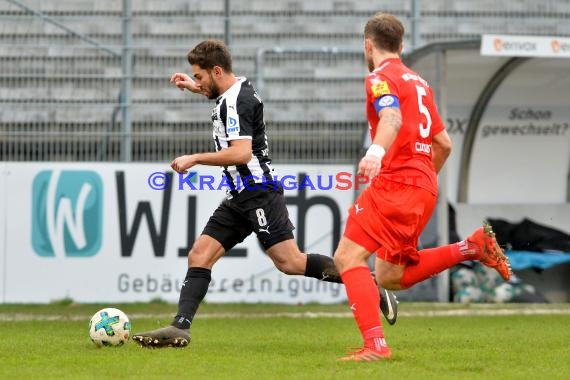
{"left": 344, "top": 179, "right": 437, "bottom": 266}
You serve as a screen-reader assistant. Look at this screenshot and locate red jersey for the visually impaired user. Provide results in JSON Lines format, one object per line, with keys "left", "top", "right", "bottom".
{"left": 365, "top": 58, "right": 445, "bottom": 195}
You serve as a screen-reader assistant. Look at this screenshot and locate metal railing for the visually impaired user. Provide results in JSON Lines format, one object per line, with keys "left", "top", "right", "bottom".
{"left": 1, "top": 0, "right": 568, "bottom": 163}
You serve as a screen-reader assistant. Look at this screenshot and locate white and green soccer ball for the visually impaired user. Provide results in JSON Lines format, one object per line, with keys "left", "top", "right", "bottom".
{"left": 451, "top": 267, "right": 479, "bottom": 292}
{"left": 89, "top": 307, "right": 132, "bottom": 347}
{"left": 491, "top": 282, "right": 528, "bottom": 303}
{"left": 454, "top": 285, "right": 485, "bottom": 303}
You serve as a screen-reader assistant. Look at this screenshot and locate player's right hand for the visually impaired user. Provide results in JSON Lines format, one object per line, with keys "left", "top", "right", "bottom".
{"left": 170, "top": 72, "right": 202, "bottom": 94}
{"left": 358, "top": 155, "right": 382, "bottom": 179}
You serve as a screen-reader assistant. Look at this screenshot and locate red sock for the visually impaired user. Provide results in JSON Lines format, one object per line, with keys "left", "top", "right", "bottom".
{"left": 340, "top": 266, "right": 383, "bottom": 347}
{"left": 400, "top": 240, "right": 480, "bottom": 289}
{"left": 363, "top": 327, "right": 388, "bottom": 351}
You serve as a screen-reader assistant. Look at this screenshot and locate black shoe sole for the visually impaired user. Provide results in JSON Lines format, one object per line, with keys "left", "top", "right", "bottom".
{"left": 132, "top": 335, "right": 189, "bottom": 348}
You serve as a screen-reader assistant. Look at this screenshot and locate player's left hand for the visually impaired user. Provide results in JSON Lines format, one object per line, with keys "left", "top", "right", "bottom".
{"left": 358, "top": 155, "right": 382, "bottom": 179}
{"left": 170, "top": 72, "right": 202, "bottom": 94}
{"left": 171, "top": 155, "right": 197, "bottom": 174}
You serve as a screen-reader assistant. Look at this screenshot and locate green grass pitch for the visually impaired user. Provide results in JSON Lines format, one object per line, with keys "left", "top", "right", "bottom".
{"left": 0, "top": 302, "right": 569, "bottom": 380}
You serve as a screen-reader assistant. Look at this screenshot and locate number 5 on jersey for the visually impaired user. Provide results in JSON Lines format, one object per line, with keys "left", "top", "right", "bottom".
{"left": 416, "top": 85, "right": 432, "bottom": 138}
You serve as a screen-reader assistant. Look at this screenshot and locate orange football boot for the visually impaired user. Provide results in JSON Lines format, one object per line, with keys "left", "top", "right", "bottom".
{"left": 338, "top": 346, "right": 392, "bottom": 362}
{"left": 467, "top": 224, "right": 512, "bottom": 281}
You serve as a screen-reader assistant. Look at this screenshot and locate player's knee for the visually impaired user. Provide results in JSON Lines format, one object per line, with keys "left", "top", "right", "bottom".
{"left": 375, "top": 268, "right": 404, "bottom": 290}
{"left": 266, "top": 241, "right": 305, "bottom": 275}
{"left": 276, "top": 263, "right": 296, "bottom": 275}
{"left": 376, "top": 276, "right": 401, "bottom": 290}
{"left": 273, "top": 257, "right": 297, "bottom": 275}
{"left": 333, "top": 250, "right": 350, "bottom": 272}
{"left": 273, "top": 251, "right": 306, "bottom": 275}
{"left": 188, "top": 242, "right": 214, "bottom": 267}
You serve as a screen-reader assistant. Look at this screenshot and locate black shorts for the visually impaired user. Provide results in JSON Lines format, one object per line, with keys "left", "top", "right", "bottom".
{"left": 202, "top": 184, "right": 295, "bottom": 251}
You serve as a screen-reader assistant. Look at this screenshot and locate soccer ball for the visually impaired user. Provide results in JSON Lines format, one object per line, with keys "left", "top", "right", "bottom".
{"left": 491, "top": 282, "right": 517, "bottom": 303}
{"left": 454, "top": 285, "right": 485, "bottom": 303}
{"left": 451, "top": 267, "right": 479, "bottom": 292}
{"left": 89, "top": 307, "right": 132, "bottom": 347}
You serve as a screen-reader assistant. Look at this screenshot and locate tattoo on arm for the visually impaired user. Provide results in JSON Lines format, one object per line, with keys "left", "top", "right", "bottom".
{"left": 372, "top": 108, "right": 402, "bottom": 150}
{"left": 381, "top": 108, "right": 402, "bottom": 131}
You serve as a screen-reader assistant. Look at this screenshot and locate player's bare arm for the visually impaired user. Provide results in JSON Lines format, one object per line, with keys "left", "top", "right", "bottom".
{"left": 170, "top": 139, "right": 252, "bottom": 173}
{"left": 375, "top": 107, "right": 402, "bottom": 147}
{"left": 358, "top": 107, "right": 402, "bottom": 178}
{"left": 431, "top": 129, "right": 452, "bottom": 173}
{"left": 170, "top": 72, "right": 202, "bottom": 94}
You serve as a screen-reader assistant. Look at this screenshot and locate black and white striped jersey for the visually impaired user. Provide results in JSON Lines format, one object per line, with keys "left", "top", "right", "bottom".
{"left": 211, "top": 77, "right": 276, "bottom": 192}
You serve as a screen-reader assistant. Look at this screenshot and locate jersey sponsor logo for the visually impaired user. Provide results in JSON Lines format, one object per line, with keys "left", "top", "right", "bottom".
{"left": 415, "top": 142, "right": 431, "bottom": 154}
{"left": 227, "top": 116, "right": 240, "bottom": 134}
{"left": 370, "top": 81, "right": 391, "bottom": 98}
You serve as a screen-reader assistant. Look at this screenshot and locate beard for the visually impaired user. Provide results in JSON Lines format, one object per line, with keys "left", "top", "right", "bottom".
{"left": 204, "top": 72, "right": 221, "bottom": 99}
{"left": 205, "top": 83, "right": 220, "bottom": 99}
{"left": 366, "top": 54, "right": 374, "bottom": 72}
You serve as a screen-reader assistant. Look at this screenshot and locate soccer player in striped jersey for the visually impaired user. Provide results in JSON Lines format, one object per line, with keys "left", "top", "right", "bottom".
{"left": 132, "top": 39, "right": 398, "bottom": 348}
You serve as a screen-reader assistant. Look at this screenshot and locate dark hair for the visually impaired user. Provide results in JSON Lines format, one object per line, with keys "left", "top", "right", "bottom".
{"left": 364, "top": 13, "right": 405, "bottom": 53}
{"left": 187, "top": 39, "right": 233, "bottom": 72}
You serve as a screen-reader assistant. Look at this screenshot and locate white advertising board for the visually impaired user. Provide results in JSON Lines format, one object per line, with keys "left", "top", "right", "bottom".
{"left": 2, "top": 163, "right": 356, "bottom": 304}
{"left": 0, "top": 163, "right": 6, "bottom": 301}
{"left": 446, "top": 105, "right": 570, "bottom": 204}
{"left": 410, "top": 48, "right": 570, "bottom": 204}
{"left": 436, "top": 60, "right": 569, "bottom": 203}
{"left": 481, "top": 35, "right": 570, "bottom": 58}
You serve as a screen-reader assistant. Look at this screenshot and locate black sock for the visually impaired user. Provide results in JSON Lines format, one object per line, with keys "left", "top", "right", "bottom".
{"left": 171, "top": 267, "right": 211, "bottom": 330}
{"left": 304, "top": 253, "right": 342, "bottom": 283}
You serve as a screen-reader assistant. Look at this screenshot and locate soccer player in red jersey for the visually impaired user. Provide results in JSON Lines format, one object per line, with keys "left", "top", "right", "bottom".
{"left": 334, "top": 13, "right": 512, "bottom": 362}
